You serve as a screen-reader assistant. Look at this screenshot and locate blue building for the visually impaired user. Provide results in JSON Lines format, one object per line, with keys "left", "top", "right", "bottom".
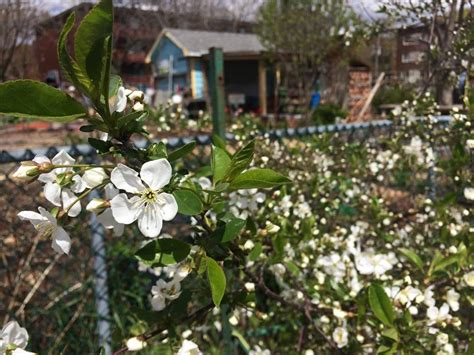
{"left": 146, "top": 28, "right": 272, "bottom": 114}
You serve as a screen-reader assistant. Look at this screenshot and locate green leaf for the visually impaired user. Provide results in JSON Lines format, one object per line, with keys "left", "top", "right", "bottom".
{"left": 368, "top": 284, "right": 395, "bottom": 327}
{"left": 221, "top": 217, "right": 246, "bottom": 243}
{"left": 74, "top": 0, "right": 113, "bottom": 97}
{"left": 248, "top": 242, "right": 262, "bottom": 261}
{"left": 57, "top": 13, "right": 93, "bottom": 96}
{"left": 119, "top": 110, "right": 148, "bottom": 131}
{"left": 168, "top": 142, "right": 196, "bottom": 162}
{"left": 429, "top": 253, "right": 460, "bottom": 276}
{"left": 135, "top": 239, "right": 191, "bottom": 266}
{"left": 399, "top": 248, "right": 424, "bottom": 271}
{"left": 286, "top": 261, "right": 300, "bottom": 276}
{"left": 377, "top": 343, "right": 397, "bottom": 355}
{"left": 381, "top": 328, "right": 399, "bottom": 342}
{"left": 109, "top": 75, "right": 123, "bottom": 98}
{"left": 212, "top": 145, "right": 231, "bottom": 183}
{"left": 229, "top": 168, "right": 291, "bottom": 190}
{"left": 206, "top": 256, "right": 226, "bottom": 307}
{"left": 88, "top": 137, "right": 112, "bottom": 153}
{"left": 0, "top": 80, "right": 86, "bottom": 122}
{"left": 224, "top": 140, "right": 255, "bottom": 180}
{"left": 146, "top": 142, "right": 167, "bottom": 160}
{"left": 173, "top": 190, "right": 203, "bottom": 216}
{"left": 80, "top": 125, "right": 95, "bottom": 132}
{"left": 212, "top": 133, "right": 229, "bottom": 155}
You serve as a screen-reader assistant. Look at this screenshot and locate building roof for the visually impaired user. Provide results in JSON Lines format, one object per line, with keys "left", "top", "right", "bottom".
{"left": 147, "top": 28, "right": 264, "bottom": 61}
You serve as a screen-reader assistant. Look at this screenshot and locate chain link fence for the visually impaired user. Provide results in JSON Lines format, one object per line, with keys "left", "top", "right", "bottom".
{"left": 0, "top": 117, "right": 452, "bottom": 353}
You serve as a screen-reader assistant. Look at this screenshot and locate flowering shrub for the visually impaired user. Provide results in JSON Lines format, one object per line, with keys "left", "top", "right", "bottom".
{"left": 0, "top": 1, "right": 290, "bottom": 353}
{"left": 0, "top": 1, "right": 473, "bottom": 354}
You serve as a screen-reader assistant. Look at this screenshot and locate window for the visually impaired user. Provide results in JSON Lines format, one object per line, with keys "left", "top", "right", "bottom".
{"left": 401, "top": 51, "right": 424, "bottom": 63}
{"left": 402, "top": 32, "right": 427, "bottom": 46}
{"left": 407, "top": 69, "right": 421, "bottom": 83}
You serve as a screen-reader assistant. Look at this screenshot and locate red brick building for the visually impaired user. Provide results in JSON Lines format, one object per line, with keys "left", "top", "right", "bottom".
{"left": 395, "top": 25, "right": 430, "bottom": 85}
{"left": 34, "top": 3, "right": 253, "bottom": 90}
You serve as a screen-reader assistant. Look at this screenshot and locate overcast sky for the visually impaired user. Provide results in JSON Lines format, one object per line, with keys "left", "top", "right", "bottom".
{"left": 42, "top": 0, "right": 382, "bottom": 18}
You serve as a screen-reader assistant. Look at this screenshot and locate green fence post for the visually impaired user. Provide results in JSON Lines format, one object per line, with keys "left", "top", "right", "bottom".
{"left": 209, "top": 47, "right": 226, "bottom": 140}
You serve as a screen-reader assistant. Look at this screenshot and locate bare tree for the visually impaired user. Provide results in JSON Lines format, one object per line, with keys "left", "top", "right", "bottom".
{"left": 0, "top": 0, "right": 44, "bottom": 81}
{"left": 256, "top": 0, "right": 365, "bottom": 117}
{"left": 378, "top": 0, "right": 474, "bottom": 105}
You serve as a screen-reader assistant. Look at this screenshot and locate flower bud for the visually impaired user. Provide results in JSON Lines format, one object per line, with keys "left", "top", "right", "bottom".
{"left": 128, "top": 90, "right": 144, "bottom": 102}
{"left": 133, "top": 101, "right": 145, "bottom": 112}
{"left": 12, "top": 162, "right": 39, "bottom": 181}
{"left": 467, "top": 139, "right": 474, "bottom": 149}
{"left": 464, "top": 187, "right": 474, "bottom": 201}
{"left": 126, "top": 337, "right": 147, "bottom": 351}
{"left": 86, "top": 198, "right": 109, "bottom": 214}
{"left": 265, "top": 221, "right": 280, "bottom": 234}
{"left": 82, "top": 168, "right": 108, "bottom": 188}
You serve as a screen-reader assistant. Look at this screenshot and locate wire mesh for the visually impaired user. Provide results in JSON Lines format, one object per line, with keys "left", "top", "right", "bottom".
{"left": 0, "top": 118, "right": 453, "bottom": 352}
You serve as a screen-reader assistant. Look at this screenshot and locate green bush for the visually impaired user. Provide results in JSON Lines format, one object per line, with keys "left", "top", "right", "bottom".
{"left": 311, "top": 103, "right": 347, "bottom": 125}
{"left": 373, "top": 84, "right": 415, "bottom": 111}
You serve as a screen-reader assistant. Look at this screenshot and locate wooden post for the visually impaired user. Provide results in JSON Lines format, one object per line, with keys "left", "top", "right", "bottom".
{"left": 189, "top": 58, "right": 196, "bottom": 99}
{"left": 209, "top": 47, "right": 226, "bottom": 140}
{"left": 356, "top": 72, "right": 385, "bottom": 122}
{"left": 258, "top": 59, "right": 267, "bottom": 115}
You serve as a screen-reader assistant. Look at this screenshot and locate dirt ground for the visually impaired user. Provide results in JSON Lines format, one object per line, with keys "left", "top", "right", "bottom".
{"left": 0, "top": 123, "right": 213, "bottom": 152}
{"left": 0, "top": 123, "right": 88, "bottom": 151}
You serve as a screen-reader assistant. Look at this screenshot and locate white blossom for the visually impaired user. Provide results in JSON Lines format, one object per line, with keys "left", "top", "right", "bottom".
{"left": 110, "top": 159, "right": 177, "bottom": 238}
{"left": 82, "top": 168, "right": 108, "bottom": 189}
{"left": 38, "top": 151, "right": 86, "bottom": 217}
{"left": 446, "top": 289, "right": 460, "bottom": 311}
{"left": 95, "top": 184, "right": 124, "bottom": 237}
{"left": 427, "top": 303, "right": 451, "bottom": 325}
{"left": 150, "top": 279, "right": 182, "bottom": 311}
{"left": 177, "top": 340, "right": 202, "bottom": 355}
{"left": 126, "top": 337, "right": 146, "bottom": 351}
{"left": 109, "top": 86, "right": 127, "bottom": 113}
{"left": 332, "top": 327, "right": 348, "bottom": 348}
{"left": 18, "top": 207, "right": 71, "bottom": 254}
{"left": 463, "top": 271, "right": 474, "bottom": 287}
{"left": 0, "top": 320, "right": 34, "bottom": 354}
{"left": 464, "top": 187, "right": 474, "bottom": 201}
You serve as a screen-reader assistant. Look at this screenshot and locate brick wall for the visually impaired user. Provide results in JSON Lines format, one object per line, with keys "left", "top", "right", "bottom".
{"left": 347, "top": 68, "right": 372, "bottom": 122}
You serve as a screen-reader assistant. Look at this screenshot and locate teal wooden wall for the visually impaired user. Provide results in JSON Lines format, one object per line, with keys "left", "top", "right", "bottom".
{"left": 150, "top": 36, "right": 189, "bottom": 93}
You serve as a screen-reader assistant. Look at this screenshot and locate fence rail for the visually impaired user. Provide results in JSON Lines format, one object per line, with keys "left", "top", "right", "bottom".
{"left": 0, "top": 116, "right": 452, "bottom": 164}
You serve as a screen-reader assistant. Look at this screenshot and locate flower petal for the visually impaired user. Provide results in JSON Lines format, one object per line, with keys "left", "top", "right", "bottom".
{"left": 137, "top": 205, "right": 163, "bottom": 238}
{"left": 151, "top": 293, "right": 166, "bottom": 311}
{"left": 51, "top": 227, "right": 71, "bottom": 254}
{"left": 62, "top": 189, "right": 81, "bottom": 217}
{"left": 157, "top": 193, "right": 178, "bottom": 221}
{"left": 82, "top": 168, "right": 107, "bottom": 189}
{"left": 32, "top": 155, "right": 50, "bottom": 165}
{"left": 97, "top": 209, "right": 124, "bottom": 237}
{"left": 71, "top": 175, "right": 87, "bottom": 193}
{"left": 104, "top": 183, "right": 119, "bottom": 200}
{"left": 140, "top": 159, "right": 172, "bottom": 190}
{"left": 110, "top": 194, "right": 140, "bottom": 224}
{"left": 38, "top": 207, "right": 56, "bottom": 225}
{"left": 44, "top": 182, "right": 62, "bottom": 206}
{"left": 52, "top": 150, "right": 75, "bottom": 174}
{"left": 18, "top": 211, "right": 46, "bottom": 227}
{"left": 37, "top": 171, "right": 56, "bottom": 184}
{"left": 111, "top": 164, "right": 145, "bottom": 194}
{"left": 1, "top": 320, "right": 29, "bottom": 348}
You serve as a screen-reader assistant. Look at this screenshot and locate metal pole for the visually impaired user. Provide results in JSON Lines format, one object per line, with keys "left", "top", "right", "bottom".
{"left": 90, "top": 185, "right": 112, "bottom": 354}
{"left": 168, "top": 55, "right": 174, "bottom": 97}
{"left": 209, "top": 47, "right": 226, "bottom": 140}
